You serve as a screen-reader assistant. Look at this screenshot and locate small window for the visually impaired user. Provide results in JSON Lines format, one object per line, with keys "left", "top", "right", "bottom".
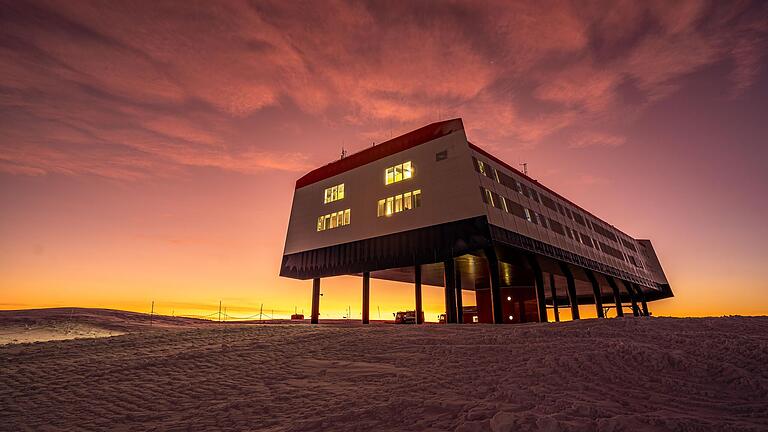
{"left": 524, "top": 208, "right": 533, "bottom": 223}
{"left": 395, "top": 194, "right": 403, "bottom": 213}
{"left": 386, "top": 197, "right": 394, "bottom": 216}
{"left": 403, "top": 161, "right": 412, "bottom": 179}
{"left": 377, "top": 199, "right": 385, "bottom": 217}
{"left": 343, "top": 209, "right": 350, "bottom": 225}
{"left": 436, "top": 150, "right": 448, "bottom": 161}
{"left": 324, "top": 184, "right": 345, "bottom": 204}
{"left": 385, "top": 162, "right": 413, "bottom": 185}
{"left": 484, "top": 189, "right": 494, "bottom": 207}
{"left": 317, "top": 216, "right": 325, "bottom": 232}
{"left": 413, "top": 189, "right": 421, "bottom": 208}
{"left": 404, "top": 192, "right": 412, "bottom": 210}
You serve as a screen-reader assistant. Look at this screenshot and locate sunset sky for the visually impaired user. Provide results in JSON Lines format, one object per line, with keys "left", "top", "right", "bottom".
{"left": 1, "top": 0, "right": 767, "bottom": 320}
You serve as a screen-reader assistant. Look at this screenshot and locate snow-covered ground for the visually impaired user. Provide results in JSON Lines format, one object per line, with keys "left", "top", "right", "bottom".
{"left": 1, "top": 310, "right": 767, "bottom": 431}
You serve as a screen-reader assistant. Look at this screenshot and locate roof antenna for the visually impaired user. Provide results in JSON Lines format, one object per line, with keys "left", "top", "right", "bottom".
{"left": 340, "top": 146, "right": 347, "bottom": 159}
{"left": 520, "top": 162, "right": 528, "bottom": 176}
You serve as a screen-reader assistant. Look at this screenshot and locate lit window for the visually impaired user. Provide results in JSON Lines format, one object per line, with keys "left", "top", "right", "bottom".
{"left": 377, "top": 199, "right": 385, "bottom": 217}
{"left": 384, "top": 161, "right": 413, "bottom": 185}
{"left": 317, "top": 216, "right": 325, "bottom": 232}
{"left": 477, "top": 160, "right": 486, "bottom": 175}
{"left": 403, "top": 192, "right": 412, "bottom": 210}
{"left": 316, "top": 209, "right": 350, "bottom": 231}
{"left": 378, "top": 190, "right": 421, "bottom": 217}
{"left": 324, "top": 184, "right": 345, "bottom": 204}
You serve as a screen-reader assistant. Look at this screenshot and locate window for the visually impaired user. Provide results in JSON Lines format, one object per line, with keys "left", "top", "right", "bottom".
{"left": 323, "top": 184, "right": 345, "bottom": 204}
{"left": 385, "top": 161, "right": 413, "bottom": 185}
{"left": 524, "top": 208, "right": 534, "bottom": 223}
{"left": 436, "top": 150, "right": 448, "bottom": 161}
{"left": 316, "top": 209, "right": 351, "bottom": 231}
{"left": 377, "top": 199, "right": 385, "bottom": 217}
{"left": 541, "top": 195, "right": 558, "bottom": 212}
{"left": 377, "top": 190, "right": 421, "bottom": 217}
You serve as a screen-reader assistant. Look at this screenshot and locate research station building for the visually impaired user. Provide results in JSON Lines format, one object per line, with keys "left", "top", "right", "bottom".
{"left": 280, "top": 119, "right": 673, "bottom": 324}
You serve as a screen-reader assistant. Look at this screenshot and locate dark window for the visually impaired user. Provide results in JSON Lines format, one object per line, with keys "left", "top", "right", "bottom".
{"left": 572, "top": 212, "right": 585, "bottom": 226}
{"left": 593, "top": 222, "right": 618, "bottom": 242}
{"left": 436, "top": 150, "right": 448, "bottom": 161}
{"left": 537, "top": 213, "right": 548, "bottom": 228}
{"left": 498, "top": 172, "right": 518, "bottom": 191}
{"left": 491, "top": 191, "right": 503, "bottom": 210}
{"left": 580, "top": 233, "right": 594, "bottom": 248}
{"left": 565, "top": 207, "right": 573, "bottom": 220}
{"left": 540, "top": 194, "right": 558, "bottom": 212}
{"left": 548, "top": 219, "right": 565, "bottom": 235}
{"left": 621, "top": 238, "right": 637, "bottom": 252}
{"left": 529, "top": 188, "right": 539, "bottom": 203}
{"left": 599, "top": 241, "right": 625, "bottom": 261}
{"left": 505, "top": 198, "right": 526, "bottom": 218}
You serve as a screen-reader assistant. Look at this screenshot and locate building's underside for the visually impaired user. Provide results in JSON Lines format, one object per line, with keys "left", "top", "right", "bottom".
{"left": 280, "top": 216, "right": 672, "bottom": 324}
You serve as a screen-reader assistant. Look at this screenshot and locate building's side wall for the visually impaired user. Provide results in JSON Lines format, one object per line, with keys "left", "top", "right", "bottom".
{"left": 470, "top": 148, "right": 667, "bottom": 287}
{"left": 283, "top": 130, "right": 486, "bottom": 255}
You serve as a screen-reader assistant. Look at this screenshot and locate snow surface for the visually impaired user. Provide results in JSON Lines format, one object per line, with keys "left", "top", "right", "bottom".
{"left": 1, "top": 311, "right": 767, "bottom": 431}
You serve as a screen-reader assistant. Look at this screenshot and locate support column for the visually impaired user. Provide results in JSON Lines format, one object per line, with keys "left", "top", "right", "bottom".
{"left": 311, "top": 278, "right": 320, "bottom": 324}
{"left": 455, "top": 264, "right": 463, "bottom": 324}
{"left": 444, "top": 258, "right": 457, "bottom": 324}
{"left": 584, "top": 269, "right": 605, "bottom": 318}
{"left": 621, "top": 279, "right": 640, "bottom": 316}
{"left": 606, "top": 276, "right": 624, "bottom": 317}
{"left": 362, "top": 272, "right": 370, "bottom": 324}
{"left": 550, "top": 273, "right": 560, "bottom": 322}
{"left": 486, "top": 248, "right": 504, "bottom": 324}
{"left": 415, "top": 264, "right": 423, "bottom": 324}
{"left": 559, "top": 262, "right": 580, "bottom": 320}
{"left": 634, "top": 283, "right": 649, "bottom": 316}
{"left": 527, "top": 255, "right": 548, "bottom": 323}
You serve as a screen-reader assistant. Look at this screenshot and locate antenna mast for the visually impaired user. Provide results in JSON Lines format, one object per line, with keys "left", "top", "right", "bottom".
{"left": 520, "top": 162, "right": 528, "bottom": 176}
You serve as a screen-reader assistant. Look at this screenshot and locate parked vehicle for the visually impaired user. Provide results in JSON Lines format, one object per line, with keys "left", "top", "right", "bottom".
{"left": 393, "top": 310, "right": 424, "bottom": 324}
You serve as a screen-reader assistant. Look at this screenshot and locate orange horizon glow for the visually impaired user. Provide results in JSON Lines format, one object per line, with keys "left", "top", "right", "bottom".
{"left": 1, "top": 1, "right": 767, "bottom": 320}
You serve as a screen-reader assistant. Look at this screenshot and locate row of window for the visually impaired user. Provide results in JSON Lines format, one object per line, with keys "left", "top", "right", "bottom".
{"left": 377, "top": 189, "right": 422, "bottom": 217}
{"left": 316, "top": 209, "right": 351, "bottom": 231}
{"left": 323, "top": 183, "right": 345, "bottom": 204}
{"left": 480, "top": 187, "right": 642, "bottom": 268}
{"left": 385, "top": 161, "right": 413, "bottom": 185}
{"left": 473, "top": 156, "right": 630, "bottom": 248}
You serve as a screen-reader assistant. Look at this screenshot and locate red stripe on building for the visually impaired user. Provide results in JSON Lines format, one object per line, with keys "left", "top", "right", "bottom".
{"left": 295, "top": 118, "right": 464, "bottom": 189}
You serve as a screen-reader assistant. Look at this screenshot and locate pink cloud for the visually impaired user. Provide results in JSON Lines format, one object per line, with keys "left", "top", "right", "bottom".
{"left": 0, "top": 0, "right": 765, "bottom": 179}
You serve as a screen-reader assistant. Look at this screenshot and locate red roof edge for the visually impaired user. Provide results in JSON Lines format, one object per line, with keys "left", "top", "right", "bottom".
{"left": 295, "top": 118, "right": 465, "bottom": 189}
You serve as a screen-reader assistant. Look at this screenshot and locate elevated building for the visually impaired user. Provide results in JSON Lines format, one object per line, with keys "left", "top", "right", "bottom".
{"left": 280, "top": 119, "right": 672, "bottom": 324}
